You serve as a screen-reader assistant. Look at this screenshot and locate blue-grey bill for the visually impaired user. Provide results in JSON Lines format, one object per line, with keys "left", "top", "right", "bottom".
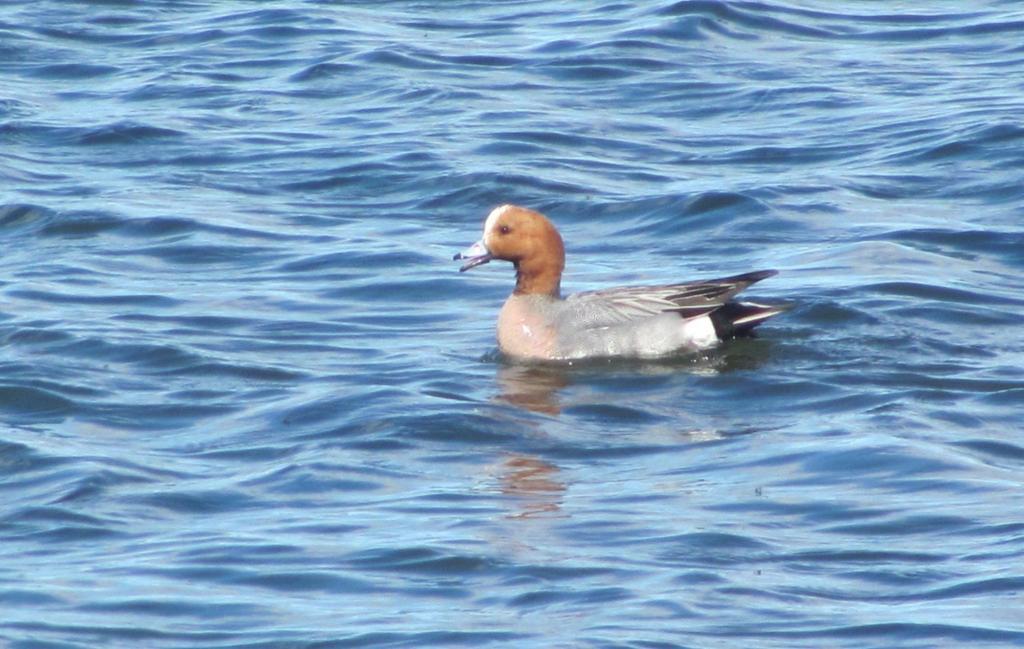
{"left": 454, "top": 240, "right": 492, "bottom": 272}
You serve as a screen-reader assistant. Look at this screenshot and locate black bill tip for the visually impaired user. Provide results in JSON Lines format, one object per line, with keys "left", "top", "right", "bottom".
{"left": 457, "top": 254, "right": 492, "bottom": 272}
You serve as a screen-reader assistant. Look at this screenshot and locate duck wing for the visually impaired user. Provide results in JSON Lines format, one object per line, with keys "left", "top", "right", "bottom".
{"left": 563, "top": 270, "right": 779, "bottom": 328}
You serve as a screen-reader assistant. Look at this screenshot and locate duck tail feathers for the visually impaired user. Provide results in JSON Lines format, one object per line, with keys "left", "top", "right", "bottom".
{"left": 710, "top": 300, "right": 792, "bottom": 338}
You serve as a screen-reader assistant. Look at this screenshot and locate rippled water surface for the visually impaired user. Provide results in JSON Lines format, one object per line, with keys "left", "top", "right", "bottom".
{"left": 3, "top": 1, "right": 1024, "bottom": 647}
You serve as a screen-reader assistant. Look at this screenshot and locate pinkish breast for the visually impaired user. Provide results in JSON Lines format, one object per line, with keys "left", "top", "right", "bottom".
{"left": 496, "top": 295, "right": 558, "bottom": 360}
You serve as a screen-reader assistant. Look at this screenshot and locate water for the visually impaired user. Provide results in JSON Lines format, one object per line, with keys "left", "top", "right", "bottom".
{"left": 2, "top": 1, "right": 1023, "bottom": 647}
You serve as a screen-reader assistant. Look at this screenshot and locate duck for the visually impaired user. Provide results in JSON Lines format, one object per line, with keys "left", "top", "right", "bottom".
{"left": 454, "top": 204, "right": 789, "bottom": 361}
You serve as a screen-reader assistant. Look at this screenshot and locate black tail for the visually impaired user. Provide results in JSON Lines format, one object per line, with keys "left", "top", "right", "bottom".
{"left": 710, "top": 301, "right": 791, "bottom": 339}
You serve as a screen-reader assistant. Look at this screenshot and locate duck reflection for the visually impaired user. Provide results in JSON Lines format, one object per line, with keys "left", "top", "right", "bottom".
{"left": 494, "top": 363, "right": 570, "bottom": 415}
{"left": 488, "top": 343, "right": 774, "bottom": 519}
{"left": 488, "top": 365, "right": 571, "bottom": 518}
{"left": 498, "top": 453, "right": 565, "bottom": 519}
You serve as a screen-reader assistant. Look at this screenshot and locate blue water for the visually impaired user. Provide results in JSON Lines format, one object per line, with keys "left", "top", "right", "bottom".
{"left": 2, "top": 1, "right": 1024, "bottom": 647}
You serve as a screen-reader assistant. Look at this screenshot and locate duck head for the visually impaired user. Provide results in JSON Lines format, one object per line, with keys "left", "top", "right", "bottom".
{"left": 455, "top": 204, "right": 565, "bottom": 296}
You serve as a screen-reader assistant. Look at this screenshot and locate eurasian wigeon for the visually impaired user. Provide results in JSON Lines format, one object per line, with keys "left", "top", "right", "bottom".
{"left": 455, "top": 204, "right": 789, "bottom": 361}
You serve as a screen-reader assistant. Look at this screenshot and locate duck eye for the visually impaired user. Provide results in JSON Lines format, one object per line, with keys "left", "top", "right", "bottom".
{"left": 499, "top": 225, "right": 511, "bottom": 235}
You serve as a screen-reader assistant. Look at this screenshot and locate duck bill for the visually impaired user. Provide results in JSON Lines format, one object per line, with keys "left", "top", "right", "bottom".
{"left": 454, "top": 240, "right": 492, "bottom": 272}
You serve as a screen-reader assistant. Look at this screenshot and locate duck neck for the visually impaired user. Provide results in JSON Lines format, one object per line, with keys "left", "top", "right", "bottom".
{"left": 513, "top": 258, "right": 562, "bottom": 297}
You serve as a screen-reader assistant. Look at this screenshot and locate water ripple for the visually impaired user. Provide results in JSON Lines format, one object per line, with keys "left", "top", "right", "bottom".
{"left": 2, "top": 1, "right": 1023, "bottom": 647}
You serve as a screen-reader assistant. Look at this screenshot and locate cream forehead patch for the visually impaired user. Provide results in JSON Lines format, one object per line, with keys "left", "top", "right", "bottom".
{"left": 484, "top": 204, "right": 515, "bottom": 233}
